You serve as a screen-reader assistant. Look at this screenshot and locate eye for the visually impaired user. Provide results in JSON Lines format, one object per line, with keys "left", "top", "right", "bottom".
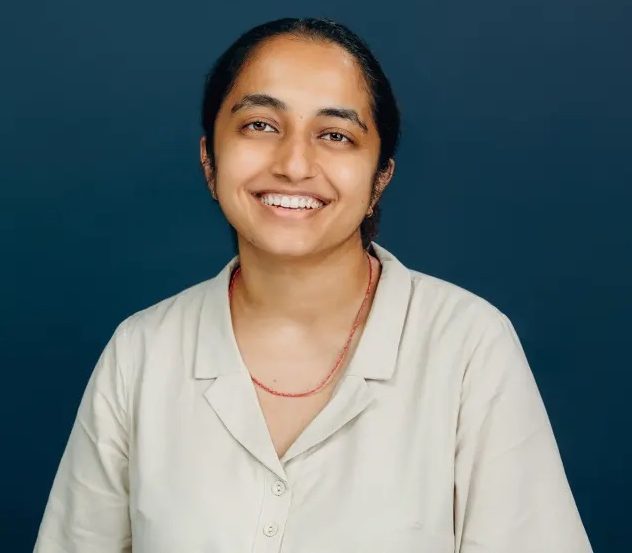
{"left": 321, "top": 131, "right": 353, "bottom": 144}
{"left": 242, "top": 121, "right": 354, "bottom": 144}
{"left": 242, "top": 120, "right": 277, "bottom": 133}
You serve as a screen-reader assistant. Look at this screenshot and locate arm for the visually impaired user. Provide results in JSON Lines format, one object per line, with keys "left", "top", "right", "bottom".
{"left": 454, "top": 311, "right": 593, "bottom": 552}
{"left": 33, "top": 319, "right": 133, "bottom": 553}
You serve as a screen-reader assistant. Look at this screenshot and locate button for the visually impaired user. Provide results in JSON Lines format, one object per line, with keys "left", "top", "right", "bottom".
{"left": 272, "top": 480, "right": 287, "bottom": 496}
{"left": 263, "top": 522, "right": 278, "bottom": 537}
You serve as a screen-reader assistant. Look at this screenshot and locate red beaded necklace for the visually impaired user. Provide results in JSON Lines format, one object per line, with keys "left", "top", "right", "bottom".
{"left": 228, "top": 251, "right": 374, "bottom": 397}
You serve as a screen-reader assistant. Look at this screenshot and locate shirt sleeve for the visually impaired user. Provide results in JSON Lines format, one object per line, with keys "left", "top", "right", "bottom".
{"left": 33, "top": 319, "right": 133, "bottom": 553}
{"left": 453, "top": 310, "right": 593, "bottom": 553}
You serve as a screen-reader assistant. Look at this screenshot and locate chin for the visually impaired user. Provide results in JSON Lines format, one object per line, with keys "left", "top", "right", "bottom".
{"left": 259, "top": 241, "right": 320, "bottom": 259}
{"left": 246, "top": 233, "right": 325, "bottom": 259}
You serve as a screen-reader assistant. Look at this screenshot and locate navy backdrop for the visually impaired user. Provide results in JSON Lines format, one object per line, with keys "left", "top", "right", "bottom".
{"left": 2, "top": 1, "right": 630, "bottom": 551}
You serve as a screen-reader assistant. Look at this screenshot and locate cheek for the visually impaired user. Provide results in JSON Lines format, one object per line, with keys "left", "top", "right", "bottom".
{"left": 215, "top": 138, "right": 269, "bottom": 185}
{"left": 325, "top": 160, "right": 375, "bottom": 203}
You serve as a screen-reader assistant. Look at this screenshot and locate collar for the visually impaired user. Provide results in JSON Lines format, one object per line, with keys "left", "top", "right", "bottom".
{"left": 192, "top": 241, "right": 412, "bottom": 381}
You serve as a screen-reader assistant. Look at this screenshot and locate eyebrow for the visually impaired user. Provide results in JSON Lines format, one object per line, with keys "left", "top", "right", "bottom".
{"left": 230, "top": 93, "right": 368, "bottom": 134}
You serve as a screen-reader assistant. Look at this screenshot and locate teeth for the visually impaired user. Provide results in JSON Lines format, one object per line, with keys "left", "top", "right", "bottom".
{"left": 259, "top": 193, "right": 325, "bottom": 210}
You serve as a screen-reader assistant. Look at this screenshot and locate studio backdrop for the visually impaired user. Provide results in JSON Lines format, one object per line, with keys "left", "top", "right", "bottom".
{"left": 1, "top": 1, "right": 630, "bottom": 552}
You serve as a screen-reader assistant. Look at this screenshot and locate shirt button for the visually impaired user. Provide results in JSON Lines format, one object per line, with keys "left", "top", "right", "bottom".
{"left": 272, "top": 480, "right": 287, "bottom": 496}
{"left": 263, "top": 522, "right": 278, "bottom": 537}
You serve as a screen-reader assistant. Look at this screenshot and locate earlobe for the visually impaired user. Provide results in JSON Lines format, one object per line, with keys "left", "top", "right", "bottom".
{"left": 204, "top": 169, "right": 217, "bottom": 200}
{"left": 379, "top": 158, "right": 395, "bottom": 192}
{"left": 374, "top": 158, "right": 396, "bottom": 198}
{"left": 206, "top": 176, "right": 218, "bottom": 201}
{"left": 199, "top": 135, "right": 218, "bottom": 201}
{"left": 200, "top": 135, "right": 213, "bottom": 171}
{"left": 199, "top": 135, "right": 209, "bottom": 162}
{"left": 366, "top": 159, "right": 395, "bottom": 217}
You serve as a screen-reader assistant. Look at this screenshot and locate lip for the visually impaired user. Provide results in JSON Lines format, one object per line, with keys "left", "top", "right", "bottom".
{"left": 250, "top": 191, "right": 328, "bottom": 219}
{"left": 252, "top": 190, "right": 332, "bottom": 205}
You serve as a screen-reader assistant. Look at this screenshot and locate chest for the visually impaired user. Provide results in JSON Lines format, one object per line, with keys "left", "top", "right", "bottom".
{"left": 233, "top": 322, "right": 363, "bottom": 460}
{"left": 254, "top": 385, "right": 337, "bottom": 459}
{"left": 132, "top": 362, "right": 456, "bottom": 553}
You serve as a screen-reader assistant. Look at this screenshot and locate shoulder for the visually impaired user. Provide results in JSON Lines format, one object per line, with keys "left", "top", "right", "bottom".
{"left": 400, "top": 267, "right": 530, "bottom": 393}
{"left": 109, "top": 276, "right": 216, "bottom": 362}
{"left": 372, "top": 242, "right": 516, "bottom": 354}
{"left": 373, "top": 242, "right": 507, "bottom": 332}
{"left": 403, "top": 265, "right": 516, "bottom": 357}
{"left": 127, "top": 278, "right": 212, "bottom": 329}
{"left": 409, "top": 267, "right": 507, "bottom": 325}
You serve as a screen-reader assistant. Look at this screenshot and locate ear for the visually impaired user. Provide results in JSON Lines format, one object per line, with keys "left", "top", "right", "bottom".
{"left": 371, "top": 158, "right": 395, "bottom": 207}
{"left": 199, "top": 135, "right": 214, "bottom": 188}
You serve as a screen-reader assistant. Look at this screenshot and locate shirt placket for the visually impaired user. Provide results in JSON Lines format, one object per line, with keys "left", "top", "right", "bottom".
{"left": 252, "top": 470, "right": 292, "bottom": 553}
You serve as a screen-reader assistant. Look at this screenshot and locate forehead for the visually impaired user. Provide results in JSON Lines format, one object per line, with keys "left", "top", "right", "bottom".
{"left": 227, "top": 35, "right": 373, "bottom": 118}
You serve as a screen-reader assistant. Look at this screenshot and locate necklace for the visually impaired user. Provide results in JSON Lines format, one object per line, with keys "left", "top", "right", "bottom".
{"left": 227, "top": 250, "right": 374, "bottom": 397}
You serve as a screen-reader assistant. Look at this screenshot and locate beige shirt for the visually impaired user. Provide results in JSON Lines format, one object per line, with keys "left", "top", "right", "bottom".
{"left": 34, "top": 242, "right": 593, "bottom": 553}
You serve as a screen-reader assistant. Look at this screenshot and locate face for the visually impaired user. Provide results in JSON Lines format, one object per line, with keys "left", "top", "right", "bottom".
{"left": 200, "top": 35, "right": 395, "bottom": 258}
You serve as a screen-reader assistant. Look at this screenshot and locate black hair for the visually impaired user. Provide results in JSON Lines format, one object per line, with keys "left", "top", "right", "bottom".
{"left": 200, "top": 17, "right": 401, "bottom": 250}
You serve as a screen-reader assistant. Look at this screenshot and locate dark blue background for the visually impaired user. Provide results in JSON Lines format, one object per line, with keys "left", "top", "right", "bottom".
{"left": 2, "top": 1, "right": 630, "bottom": 551}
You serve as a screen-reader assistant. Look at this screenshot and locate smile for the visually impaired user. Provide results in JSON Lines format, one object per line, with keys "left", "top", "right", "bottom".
{"left": 256, "top": 192, "right": 326, "bottom": 210}
{"left": 251, "top": 192, "right": 329, "bottom": 219}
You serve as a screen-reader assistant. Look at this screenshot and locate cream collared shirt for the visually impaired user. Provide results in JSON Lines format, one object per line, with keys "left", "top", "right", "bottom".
{"left": 34, "top": 242, "right": 593, "bottom": 552}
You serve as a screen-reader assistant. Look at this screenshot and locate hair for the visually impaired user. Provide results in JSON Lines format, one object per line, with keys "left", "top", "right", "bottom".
{"left": 200, "top": 17, "right": 401, "bottom": 250}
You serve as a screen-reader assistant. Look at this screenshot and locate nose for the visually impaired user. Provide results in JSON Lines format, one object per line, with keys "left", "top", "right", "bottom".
{"left": 270, "top": 130, "right": 317, "bottom": 183}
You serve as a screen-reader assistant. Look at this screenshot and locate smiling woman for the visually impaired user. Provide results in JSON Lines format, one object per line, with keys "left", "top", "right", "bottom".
{"left": 33, "top": 17, "right": 594, "bottom": 553}
{"left": 199, "top": 18, "right": 399, "bottom": 259}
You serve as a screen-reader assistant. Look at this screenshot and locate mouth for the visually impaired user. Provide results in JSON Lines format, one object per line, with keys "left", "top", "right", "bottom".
{"left": 251, "top": 191, "right": 330, "bottom": 217}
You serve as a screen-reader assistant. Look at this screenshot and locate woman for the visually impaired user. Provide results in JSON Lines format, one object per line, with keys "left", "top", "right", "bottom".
{"left": 34, "top": 17, "right": 593, "bottom": 553}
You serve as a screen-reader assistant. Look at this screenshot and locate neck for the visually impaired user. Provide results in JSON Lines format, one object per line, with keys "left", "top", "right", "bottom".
{"left": 231, "top": 235, "right": 379, "bottom": 327}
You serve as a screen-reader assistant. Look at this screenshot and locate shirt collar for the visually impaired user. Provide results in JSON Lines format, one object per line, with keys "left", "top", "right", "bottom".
{"left": 192, "top": 241, "right": 412, "bottom": 381}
